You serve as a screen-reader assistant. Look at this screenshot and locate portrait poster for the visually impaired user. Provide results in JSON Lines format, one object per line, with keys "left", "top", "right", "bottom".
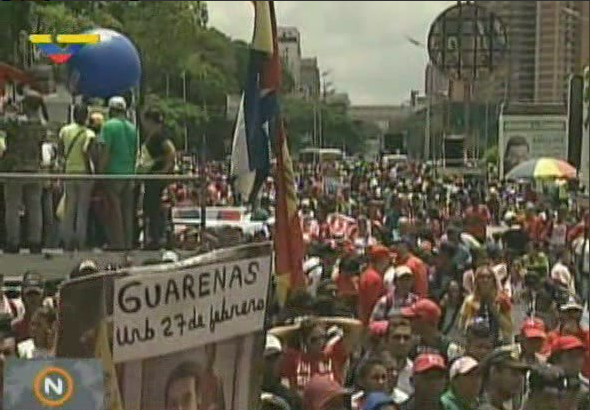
{"left": 112, "top": 242, "right": 273, "bottom": 410}
{"left": 498, "top": 113, "right": 568, "bottom": 178}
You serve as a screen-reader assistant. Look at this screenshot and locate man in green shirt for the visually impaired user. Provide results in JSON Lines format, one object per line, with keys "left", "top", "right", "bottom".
{"left": 440, "top": 356, "right": 481, "bottom": 410}
{"left": 99, "top": 96, "right": 137, "bottom": 250}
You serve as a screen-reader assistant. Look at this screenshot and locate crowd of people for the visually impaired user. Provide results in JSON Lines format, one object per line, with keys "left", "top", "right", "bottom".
{"left": 1, "top": 85, "right": 589, "bottom": 410}
{"left": 260, "top": 159, "right": 589, "bottom": 410}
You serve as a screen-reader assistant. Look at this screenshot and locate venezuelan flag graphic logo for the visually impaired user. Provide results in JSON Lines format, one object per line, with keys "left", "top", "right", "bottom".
{"left": 29, "top": 34, "right": 101, "bottom": 64}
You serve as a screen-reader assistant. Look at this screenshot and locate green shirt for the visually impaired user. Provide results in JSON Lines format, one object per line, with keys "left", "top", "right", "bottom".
{"left": 100, "top": 117, "right": 137, "bottom": 175}
{"left": 441, "top": 390, "right": 477, "bottom": 410}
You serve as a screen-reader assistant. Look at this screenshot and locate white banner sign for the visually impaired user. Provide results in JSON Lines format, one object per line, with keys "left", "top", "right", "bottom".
{"left": 498, "top": 114, "right": 568, "bottom": 178}
{"left": 113, "top": 256, "right": 271, "bottom": 363}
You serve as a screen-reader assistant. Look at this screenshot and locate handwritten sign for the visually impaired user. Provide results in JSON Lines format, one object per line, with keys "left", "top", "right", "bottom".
{"left": 113, "top": 256, "right": 272, "bottom": 363}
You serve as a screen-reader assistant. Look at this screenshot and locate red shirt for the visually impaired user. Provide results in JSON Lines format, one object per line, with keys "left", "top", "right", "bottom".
{"left": 403, "top": 255, "right": 429, "bottom": 298}
{"left": 542, "top": 327, "right": 589, "bottom": 378}
{"left": 358, "top": 267, "right": 385, "bottom": 325}
{"left": 11, "top": 316, "right": 30, "bottom": 343}
{"left": 524, "top": 216, "right": 545, "bottom": 242}
{"left": 281, "top": 339, "right": 347, "bottom": 392}
{"left": 464, "top": 205, "right": 490, "bottom": 241}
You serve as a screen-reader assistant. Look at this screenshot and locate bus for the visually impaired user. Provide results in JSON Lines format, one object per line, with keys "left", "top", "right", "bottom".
{"left": 298, "top": 148, "right": 345, "bottom": 164}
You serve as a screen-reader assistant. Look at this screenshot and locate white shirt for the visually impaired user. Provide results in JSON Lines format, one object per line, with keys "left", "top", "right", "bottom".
{"left": 551, "top": 262, "right": 576, "bottom": 294}
{"left": 397, "top": 359, "right": 414, "bottom": 396}
{"left": 383, "top": 267, "right": 396, "bottom": 293}
{"left": 0, "top": 295, "right": 24, "bottom": 320}
{"left": 549, "top": 223, "right": 567, "bottom": 247}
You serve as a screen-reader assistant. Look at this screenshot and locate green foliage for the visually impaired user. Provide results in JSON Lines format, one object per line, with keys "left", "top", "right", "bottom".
{"left": 485, "top": 145, "right": 499, "bottom": 164}
{"left": 1, "top": 1, "right": 362, "bottom": 159}
{"left": 143, "top": 94, "right": 207, "bottom": 148}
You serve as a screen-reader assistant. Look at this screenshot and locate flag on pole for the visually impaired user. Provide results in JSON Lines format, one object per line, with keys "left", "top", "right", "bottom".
{"left": 264, "top": 1, "right": 306, "bottom": 304}
{"left": 230, "top": 1, "right": 276, "bottom": 202}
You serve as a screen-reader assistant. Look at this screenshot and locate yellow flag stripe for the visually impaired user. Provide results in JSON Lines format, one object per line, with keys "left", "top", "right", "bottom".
{"left": 56, "top": 34, "right": 101, "bottom": 44}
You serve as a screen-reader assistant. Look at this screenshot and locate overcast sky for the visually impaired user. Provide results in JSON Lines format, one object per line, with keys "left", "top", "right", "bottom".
{"left": 208, "top": 1, "right": 454, "bottom": 105}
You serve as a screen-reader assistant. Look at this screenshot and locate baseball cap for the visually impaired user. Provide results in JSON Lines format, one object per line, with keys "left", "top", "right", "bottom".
{"left": 362, "top": 392, "right": 396, "bottom": 410}
{"left": 394, "top": 265, "right": 413, "bottom": 280}
{"left": 264, "top": 334, "right": 282, "bottom": 357}
{"left": 414, "top": 353, "right": 447, "bottom": 374}
{"left": 559, "top": 296, "right": 584, "bottom": 312}
{"left": 550, "top": 336, "right": 585, "bottom": 355}
{"left": 520, "top": 317, "right": 547, "bottom": 339}
{"left": 401, "top": 299, "right": 441, "bottom": 325}
{"left": 162, "top": 251, "right": 179, "bottom": 263}
{"left": 450, "top": 356, "right": 479, "bottom": 379}
{"left": 368, "top": 245, "right": 391, "bottom": 262}
{"left": 108, "top": 96, "right": 127, "bottom": 111}
{"left": 483, "top": 345, "right": 529, "bottom": 371}
{"left": 302, "top": 375, "right": 349, "bottom": 410}
{"left": 368, "top": 320, "right": 389, "bottom": 337}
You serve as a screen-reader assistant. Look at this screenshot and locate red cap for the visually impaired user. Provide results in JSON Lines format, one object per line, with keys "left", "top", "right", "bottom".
{"left": 551, "top": 335, "right": 585, "bottom": 354}
{"left": 368, "top": 245, "right": 391, "bottom": 262}
{"left": 368, "top": 320, "right": 389, "bottom": 337}
{"left": 401, "top": 299, "right": 441, "bottom": 326}
{"left": 414, "top": 353, "right": 447, "bottom": 374}
{"left": 520, "top": 317, "right": 547, "bottom": 339}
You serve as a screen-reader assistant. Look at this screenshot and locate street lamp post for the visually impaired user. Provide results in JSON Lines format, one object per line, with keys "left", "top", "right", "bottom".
{"left": 406, "top": 36, "right": 433, "bottom": 161}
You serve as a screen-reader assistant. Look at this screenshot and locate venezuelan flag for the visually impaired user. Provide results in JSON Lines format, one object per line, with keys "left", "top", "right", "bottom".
{"left": 230, "top": 1, "right": 305, "bottom": 304}
{"left": 230, "top": 1, "right": 276, "bottom": 202}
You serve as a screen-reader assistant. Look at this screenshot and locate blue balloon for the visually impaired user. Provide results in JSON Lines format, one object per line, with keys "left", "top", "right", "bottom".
{"left": 67, "top": 28, "right": 141, "bottom": 98}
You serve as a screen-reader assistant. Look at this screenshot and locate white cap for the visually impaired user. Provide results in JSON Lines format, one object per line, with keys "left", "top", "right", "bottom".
{"left": 162, "top": 251, "right": 179, "bottom": 263}
{"left": 78, "top": 259, "right": 98, "bottom": 273}
{"left": 450, "top": 356, "right": 479, "bottom": 379}
{"left": 504, "top": 211, "right": 516, "bottom": 222}
{"left": 560, "top": 296, "right": 584, "bottom": 312}
{"left": 264, "top": 334, "right": 282, "bottom": 356}
{"left": 108, "top": 96, "right": 127, "bottom": 111}
{"left": 394, "top": 265, "right": 413, "bottom": 280}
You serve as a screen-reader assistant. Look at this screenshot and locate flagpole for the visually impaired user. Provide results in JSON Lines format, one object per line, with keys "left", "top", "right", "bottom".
{"left": 200, "top": 101, "right": 207, "bottom": 231}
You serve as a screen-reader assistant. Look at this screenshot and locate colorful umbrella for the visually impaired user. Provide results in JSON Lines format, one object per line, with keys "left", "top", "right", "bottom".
{"left": 505, "top": 157, "right": 577, "bottom": 180}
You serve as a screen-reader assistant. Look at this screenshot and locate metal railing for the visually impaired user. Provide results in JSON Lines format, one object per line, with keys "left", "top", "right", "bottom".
{"left": 0, "top": 172, "right": 201, "bottom": 181}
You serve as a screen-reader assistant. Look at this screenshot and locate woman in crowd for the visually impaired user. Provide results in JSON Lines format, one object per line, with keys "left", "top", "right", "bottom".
{"left": 459, "top": 266, "right": 513, "bottom": 344}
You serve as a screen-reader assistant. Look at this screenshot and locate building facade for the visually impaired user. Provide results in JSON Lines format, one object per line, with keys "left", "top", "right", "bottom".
{"left": 473, "top": 1, "right": 588, "bottom": 104}
{"left": 277, "top": 27, "right": 302, "bottom": 87}
{"left": 300, "top": 57, "right": 320, "bottom": 99}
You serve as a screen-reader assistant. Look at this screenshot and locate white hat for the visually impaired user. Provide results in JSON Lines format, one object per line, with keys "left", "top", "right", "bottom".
{"left": 108, "top": 96, "right": 127, "bottom": 111}
{"left": 78, "top": 259, "right": 98, "bottom": 273}
{"left": 450, "top": 356, "right": 479, "bottom": 379}
{"left": 560, "top": 296, "right": 584, "bottom": 312}
{"left": 162, "top": 251, "right": 179, "bottom": 263}
{"left": 394, "top": 265, "right": 413, "bottom": 280}
{"left": 264, "top": 334, "right": 282, "bottom": 356}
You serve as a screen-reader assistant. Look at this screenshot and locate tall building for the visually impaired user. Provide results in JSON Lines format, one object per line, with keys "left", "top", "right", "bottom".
{"left": 475, "top": 1, "right": 588, "bottom": 103}
{"left": 535, "top": 1, "right": 585, "bottom": 103}
{"left": 277, "top": 27, "right": 302, "bottom": 87}
{"left": 300, "top": 57, "right": 320, "bottom": 99}
{"left": 477, "top": 1, "right": 537, "bottom": 103}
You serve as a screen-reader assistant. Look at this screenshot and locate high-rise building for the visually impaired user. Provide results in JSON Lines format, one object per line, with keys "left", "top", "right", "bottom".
{"left": 300, "top": 57, "right": 320, "bottom": 99}
{"left": 475, "top": 1, "right": 588, "bottom": 103}
{"left": 476, "top": 1, "right": 537, "bottom": 103}
{"left": 535, "top": 1, "right": 586, "bottom": 103}
{"left": 277, "top": 27, "right": 302, "bottom": 87}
